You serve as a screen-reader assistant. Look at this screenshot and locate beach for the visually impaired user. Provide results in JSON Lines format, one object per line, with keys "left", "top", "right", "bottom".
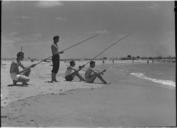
{"left": 1, "top": 60, "right": 176, "bottom": 127}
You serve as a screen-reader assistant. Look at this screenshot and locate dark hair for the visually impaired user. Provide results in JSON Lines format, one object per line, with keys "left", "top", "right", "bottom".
{"left": 17, "top": 51, "right": 24, "bottom": 58}
{"left": 90, "top": 60, "right": 95, "bottom": 65}
{"left": 53, "top": 35, "right": 59, "bottom": 41}
{"left": 70, "top": 60, "right": 75, "bottom": 66}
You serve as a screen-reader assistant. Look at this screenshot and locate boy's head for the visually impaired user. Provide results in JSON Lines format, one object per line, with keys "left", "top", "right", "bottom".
{"left": 53, "top": 35, "right": 59, "bottom": 43}
{"left": 70, "top": 60, "right": 75, "bottom": 67}
{"left": 90, "top": 61, "right": 95, "bottom": 68}
{"left": 17, "top": 51, "right": 24, "bottom": 60}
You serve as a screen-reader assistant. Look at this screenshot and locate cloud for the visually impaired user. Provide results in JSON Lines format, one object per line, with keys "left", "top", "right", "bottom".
{"left": 146, "top": 3, "right": 160, "bottom": 9}
{"left": 2, "top": 33, "right": 23, "bottom": 44}
{"left": 2, "top": 0, "right": 10, "bottom": 4}
{"left": 56, "top": 17, "right": 66, "bottom": 21}
{"left": 32, "top": 33, "right": 42, "bottom": 38}
{"left": 20, "top": 16, "right": 31, "bottom": 20}
{"left": 8, "top": 32, "right": 19, "bottom": 37}
{"left": 36, "top": 0, "right": 63, "bottom": 8}
{"left": 2, "top": 36, "right": 16, "bottom": 44}
{"left": 86, "top": 30, "right": 109, "bottom": 36}
{"left": 23, "top": 33, "right": 43, "bottom": 42}
{"left": 12, "top": 16, "right": 31, "bottom": 25}
{"left": 95, "top": 30, "right": 109, "bottom": 34}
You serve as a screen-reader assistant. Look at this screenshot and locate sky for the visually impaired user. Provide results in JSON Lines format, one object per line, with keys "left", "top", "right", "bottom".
{"left": 1, "top": 1, "right": 175, "bottom": 59}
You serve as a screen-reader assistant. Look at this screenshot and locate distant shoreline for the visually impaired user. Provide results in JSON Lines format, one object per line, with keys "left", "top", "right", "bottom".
{"left": 1, "top": 58, "right": 176, "bottom": 64}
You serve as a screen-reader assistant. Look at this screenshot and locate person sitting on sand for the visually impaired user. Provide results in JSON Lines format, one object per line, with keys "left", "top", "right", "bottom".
{"left": 65, "top": 60, "right": 85, "bottom": 81}
{"left": 85, "top": 61, "right": 107, "bottom": 84}
{"left": 10, "top": 51, "right": 35, "bottom": 85}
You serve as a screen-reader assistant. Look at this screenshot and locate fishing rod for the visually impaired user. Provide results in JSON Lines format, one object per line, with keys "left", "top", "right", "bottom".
{"left": 36, "top": 33, "right": 99, "bottom": 65}
{"left": 18, "top": 33, "right": 99, "bottom": 74}
{"left": 75, "top": 33, "right": 131, "bottom": 73}
{"left": 84, "top": 34, "right": 130, "bottom": 66}
{"left": 62, "top": 33, "right": 99, "bottom": 52}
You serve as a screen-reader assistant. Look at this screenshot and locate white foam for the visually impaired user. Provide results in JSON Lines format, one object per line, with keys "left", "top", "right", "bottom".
{"left": 130, "top": 72, "right": 176, "bottom": 89}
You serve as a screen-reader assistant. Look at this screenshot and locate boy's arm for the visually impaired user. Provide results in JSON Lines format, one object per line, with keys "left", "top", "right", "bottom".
{"left": 51, "top": 45, "right": 64, "bottom": 55}
{"left": 18, "top": 62, "right": 25, "bottom": 69}
{"left": 18, "top": 64, "right": 36, "bottom": 74}
{"left": 71, "top": 67, "right": 77, "bottom": 71}
{"left": 10, "top": 62, "right": 15, "bottom": 73}
{"left": 71, "top": 65, "right": 85, "bottom": 74}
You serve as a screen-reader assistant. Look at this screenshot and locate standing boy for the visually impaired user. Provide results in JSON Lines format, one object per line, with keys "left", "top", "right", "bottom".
{"left": 50, "top": 35, "right": 64, "bottom": 82}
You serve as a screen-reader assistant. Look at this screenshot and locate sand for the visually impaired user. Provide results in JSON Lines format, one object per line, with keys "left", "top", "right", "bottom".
{"left": 1, "top": 60, "right": 176, "bottom": 127}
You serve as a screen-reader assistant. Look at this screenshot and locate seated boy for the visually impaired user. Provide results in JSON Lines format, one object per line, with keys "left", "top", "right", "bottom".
{"left": 10, "top": 52, "right": 35, "bottom": 85}
{"left": 65, "top": 60, "right": 85, "bottom": 81}
{"left": 85, "top": 61, "right": 107, "bottom": 84}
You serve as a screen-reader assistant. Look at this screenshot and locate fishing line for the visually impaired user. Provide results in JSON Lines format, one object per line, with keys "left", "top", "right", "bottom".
{"left": 84, "top": 33, "right": 130, "bottom": 67}
{"left": 18, "top": 33, "right": 100, "bottom": 74}
{"left": 62, "top": 33, "right": 99, "bottom": 52}
{"left": 40, "top": 33, "right": 99, "bottom": 63}
{"left": 75, "top": 33, "right": 131, "bottom": 73}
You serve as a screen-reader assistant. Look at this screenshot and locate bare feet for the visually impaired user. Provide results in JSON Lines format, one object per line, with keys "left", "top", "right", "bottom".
{"left": 48, "top": 80, "right": 58, "bottom": 83}
{"left": 13, "top": 80, "right": 17, "bottom": 85}
{"left": 23, "top": 82, "right": 29, "bottom": 85}
{"left": 53, "top": 79, "right": 58, "bottom": 82}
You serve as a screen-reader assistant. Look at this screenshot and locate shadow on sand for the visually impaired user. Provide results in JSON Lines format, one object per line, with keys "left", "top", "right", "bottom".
{"left": 8, "top": 83, "right": 29, "bottom": 87}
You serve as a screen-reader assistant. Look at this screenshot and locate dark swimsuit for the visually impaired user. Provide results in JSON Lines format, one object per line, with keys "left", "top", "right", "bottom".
{"left": 51, "top": 44, "right": 60, "bottom": 74}
{"left": 52, "top": 54, "right": 60, "bottom": 73}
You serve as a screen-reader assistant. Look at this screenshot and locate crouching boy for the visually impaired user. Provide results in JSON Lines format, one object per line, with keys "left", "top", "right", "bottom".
{"left": 10, "top": 52, "right": 35, "bottom": 85}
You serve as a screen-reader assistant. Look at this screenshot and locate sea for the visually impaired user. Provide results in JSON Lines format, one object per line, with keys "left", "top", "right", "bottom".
{"left": 115, "top": 62, "right": 176, "bottom": 89}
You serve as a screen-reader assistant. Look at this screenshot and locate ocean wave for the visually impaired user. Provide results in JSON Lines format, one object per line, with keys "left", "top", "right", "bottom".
{"left": 130, "top": 72, "right": 176, "bottom": 89}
